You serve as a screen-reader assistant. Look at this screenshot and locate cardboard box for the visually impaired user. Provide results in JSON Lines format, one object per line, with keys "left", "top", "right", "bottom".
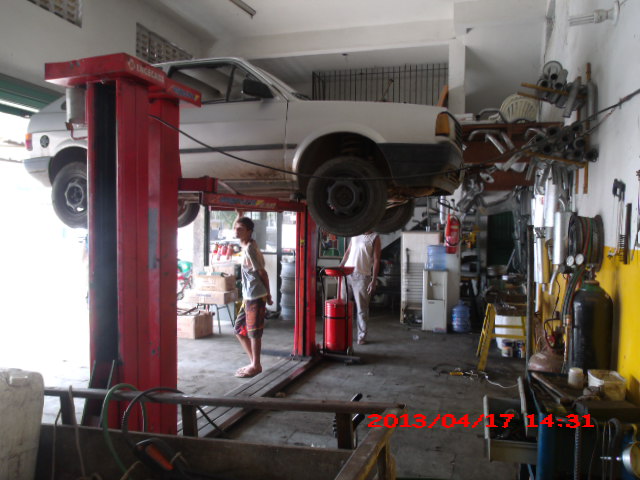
{"left": 204, "top": 262, "right": 237, "bottom": 276}
{"left": 194, "top": 274, "right": 236, "bottom": 291}
{"left": 185, "top": 288, "right": 238, "bottom": 305}
{"left": 177, "top": 311, "right": 213, "bottom": 339}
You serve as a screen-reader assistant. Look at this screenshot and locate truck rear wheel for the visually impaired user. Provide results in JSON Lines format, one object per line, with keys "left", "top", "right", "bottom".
{"left": 178, "top": 202, "right": 200, "bottom": 228}
{"left": 307, "top": 156, "right": 386, "bottom": 237}
{"left": 374, "top": 200, "right": 415, "bottom": 233}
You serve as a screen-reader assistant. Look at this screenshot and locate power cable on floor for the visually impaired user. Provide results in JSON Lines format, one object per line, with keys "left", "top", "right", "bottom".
{"left": 479, "top": 372, "right": 519, "bottom": 389}
{"left": 446, "top": 367, "right": 518, "bottom": 389}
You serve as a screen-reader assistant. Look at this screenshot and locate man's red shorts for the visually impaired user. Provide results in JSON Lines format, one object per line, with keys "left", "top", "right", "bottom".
{"left": 234, "top": 297, "right": 266, "bottom": 339}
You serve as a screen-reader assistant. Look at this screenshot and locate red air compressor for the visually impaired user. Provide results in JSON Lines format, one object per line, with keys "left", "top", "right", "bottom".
{"left": 322, "top": 267, "right": 354, "bottom": 354}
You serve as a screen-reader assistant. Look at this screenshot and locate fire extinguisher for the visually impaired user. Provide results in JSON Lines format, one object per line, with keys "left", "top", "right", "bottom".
{"left": 445, "top": 214, "right": 460, "bottom": 254}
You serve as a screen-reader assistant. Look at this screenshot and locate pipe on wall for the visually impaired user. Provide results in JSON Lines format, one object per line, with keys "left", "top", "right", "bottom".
{"left": 526, "top": 225, "right": 535, "bottom": 364}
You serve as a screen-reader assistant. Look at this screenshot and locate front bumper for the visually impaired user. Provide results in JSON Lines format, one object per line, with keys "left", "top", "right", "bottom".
{"left": 23, "top": 156, "right": 52, "bottom": 186}
{"left": 378, "top": 142, "right": 463, "bottom": 194}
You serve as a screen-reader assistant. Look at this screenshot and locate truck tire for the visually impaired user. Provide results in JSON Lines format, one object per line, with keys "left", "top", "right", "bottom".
{"left": 52, "top": 161, "right": 88, "bottom": 229}
{"left": 178, "top": 202, "right": 200, "bottom": 228}
{"left": 307, "top": 156, "right": 386, "bottom": 237}
{"left": 51, "top": 162, "right": 200, "bottom": 229}
{"left": 374, "top": 200, "right": 415, "bottom": 233}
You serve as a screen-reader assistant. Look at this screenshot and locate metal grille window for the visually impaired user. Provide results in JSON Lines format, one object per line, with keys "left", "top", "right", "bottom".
{"left": 27, "top": 0, "right": 82, "bottom": 27}
{"left": 312, "top": 63, "right": 448, "bottom": 106}
{"left": 136, "top": 23, "right": 192, "bottom": 64}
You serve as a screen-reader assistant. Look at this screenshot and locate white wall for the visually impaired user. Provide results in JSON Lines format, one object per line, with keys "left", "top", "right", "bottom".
{"left": 0, "top": 0, "right": 204, "bottom": 90}
{"left": 206, "top": 20, "right": 455, "bottom": 61}
{"left": 464, "top": 21, "right": 545, "bottom": 114}
{"left": 542, "top": 0, "right": 640, "bottom": 247}
{"left": 454, "top": 0, "right": 546, "bottom": 114}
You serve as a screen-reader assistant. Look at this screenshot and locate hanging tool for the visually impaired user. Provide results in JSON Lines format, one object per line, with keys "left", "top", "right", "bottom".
{"left": 624, "top": 202, "right": 632, "bottom": 264}
{"left": 609, "top": 179, "right": 626, "bottom": 258}
{"left": 633, "top": 170, "right": 640, "bottom": 260}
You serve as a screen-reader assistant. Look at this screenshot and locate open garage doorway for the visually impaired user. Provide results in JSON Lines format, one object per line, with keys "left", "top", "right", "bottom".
{"left": 0, "top": 121, "right": 300, "bottom": 420}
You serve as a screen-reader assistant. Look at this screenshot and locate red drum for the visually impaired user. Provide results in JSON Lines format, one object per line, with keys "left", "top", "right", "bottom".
{"left": 324, "top": 299, "right": 353, "bottom": 352}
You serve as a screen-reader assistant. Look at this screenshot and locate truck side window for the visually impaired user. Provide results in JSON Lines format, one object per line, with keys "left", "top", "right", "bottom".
{"left": 170, "top": 64, "right": 261, "bottom": 104}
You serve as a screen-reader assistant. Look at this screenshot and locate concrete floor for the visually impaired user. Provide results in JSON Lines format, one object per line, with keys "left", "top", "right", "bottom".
{"left": 0, "top": 157, "right": 525, "bottom": 477}
{"left": 176, "top": 306, "right": 524, "bottom": 479}
{"left": 6, "top": 294, "right": 523, "bottom": 480}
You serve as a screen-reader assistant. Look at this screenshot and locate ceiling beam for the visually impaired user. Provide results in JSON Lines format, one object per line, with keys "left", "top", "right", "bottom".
{"left": 207, "top": 19, "right": 455, "bottom": 60}
{"left": 454, "top": 0, "right": 546, "bottom": 36}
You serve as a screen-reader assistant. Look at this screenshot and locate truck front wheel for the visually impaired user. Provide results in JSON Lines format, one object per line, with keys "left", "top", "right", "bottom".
{"left": 52, "top": 162, "right": 88, "bottom": 228}
{"left": 51, "top": 161, "right": 200, "bottom": 229}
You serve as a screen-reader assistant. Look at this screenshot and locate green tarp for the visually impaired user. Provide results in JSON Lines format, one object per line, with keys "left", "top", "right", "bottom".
{"left": 0, "top": 73, "right": 59, "bottom": 117}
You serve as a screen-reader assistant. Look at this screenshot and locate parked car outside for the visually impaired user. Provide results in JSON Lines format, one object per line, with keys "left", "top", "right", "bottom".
{"left": 24, "top": 57, "right": 463, "bottom": 236}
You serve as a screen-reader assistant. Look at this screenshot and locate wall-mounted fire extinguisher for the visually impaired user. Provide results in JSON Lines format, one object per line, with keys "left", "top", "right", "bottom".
{"left": 445, "top": 213, "right": 460, "bottom": 254}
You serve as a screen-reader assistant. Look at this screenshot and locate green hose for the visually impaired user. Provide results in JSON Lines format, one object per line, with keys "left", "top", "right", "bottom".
{"left": 100, "top": 383, "right": 146, "bottom": 474}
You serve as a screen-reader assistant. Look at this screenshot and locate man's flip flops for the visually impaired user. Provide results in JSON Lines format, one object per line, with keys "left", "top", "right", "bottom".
{"left": 235, "top": 366, "right": 262, "bottom": 378}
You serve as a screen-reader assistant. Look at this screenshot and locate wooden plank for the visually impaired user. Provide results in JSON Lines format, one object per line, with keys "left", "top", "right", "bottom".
{"left": 180, "top": 404, "right": 198, "bottom": 437}
{"left": 229, "top": 357, "right": 303, "bottom": 396}
{"left": 44, "top": 372, "right": 403, "bottom": 414}
{"left": 335, "top": 407, "right": 406, "bottom": 480}
{"left": 436, "top": 84, "right": 448, "bottom": 107}
{"left": 189, "top": 360, "right": 305, "bottom": 435}
{"left": 37, "top": 424, "right": 351, "bottom": 480}
{"left": 193, "top": 357, "right": 309, "bottom": 433}
{"left": 59, "top": 390, "right": 76, "bottom": 426}
{"left": 376, "top": 444, "right": 392, "bottom": 480}
{"left": 335, "top": 413, "right": 355, "bottom": 449}
{"left": 199, "top": 356, "right": 323, "bottom": 437}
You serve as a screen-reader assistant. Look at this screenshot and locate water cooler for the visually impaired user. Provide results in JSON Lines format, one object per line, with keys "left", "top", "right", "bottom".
{"left": 422, "top": 269, "right": 448, "bottom": 332}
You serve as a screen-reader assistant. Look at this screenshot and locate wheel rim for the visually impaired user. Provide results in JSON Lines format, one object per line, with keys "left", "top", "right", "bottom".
{"left": 326, "top": 179, "right": 363, "bottom": 216}
{"left": 64, "top": 176, "right": 87, "bottom": 213}
{"left": 307, "top": 156, "right": 387, "bottom": 236}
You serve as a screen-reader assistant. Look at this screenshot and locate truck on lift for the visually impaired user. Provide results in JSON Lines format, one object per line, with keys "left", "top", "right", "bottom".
{"left": 24, "top": 57, "right": 463, "bottom": 236}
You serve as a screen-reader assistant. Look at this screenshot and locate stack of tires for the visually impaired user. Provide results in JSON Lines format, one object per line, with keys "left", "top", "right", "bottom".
{"left": 280, "top": 258, "right": 296, "bottom": 320}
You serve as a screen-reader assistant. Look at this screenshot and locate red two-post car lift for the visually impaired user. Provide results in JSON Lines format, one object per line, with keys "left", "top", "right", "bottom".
{"left": 44, "top": 53, "right": 319, "bottom": 434}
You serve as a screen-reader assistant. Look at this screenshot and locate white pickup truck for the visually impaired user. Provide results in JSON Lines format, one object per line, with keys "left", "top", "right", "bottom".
{"left": 24, "top": 57, "right": 463, "bottom": 236}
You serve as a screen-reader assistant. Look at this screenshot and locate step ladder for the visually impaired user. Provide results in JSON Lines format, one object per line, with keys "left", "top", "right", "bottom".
{"left": 476, "top": 303, "right": 526, "bottom": 371}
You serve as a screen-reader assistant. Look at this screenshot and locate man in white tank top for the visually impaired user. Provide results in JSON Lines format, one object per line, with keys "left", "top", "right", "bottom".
{"left": 340, "top": 231, "right": 381, "bottom": 344}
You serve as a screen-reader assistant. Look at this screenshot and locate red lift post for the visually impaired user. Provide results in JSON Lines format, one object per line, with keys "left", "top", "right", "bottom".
{"left": 45, "top": 54, "right": 320, "bottom": 434}
{"left": 45, "top": 54, "right": 201, "bottom": 433}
